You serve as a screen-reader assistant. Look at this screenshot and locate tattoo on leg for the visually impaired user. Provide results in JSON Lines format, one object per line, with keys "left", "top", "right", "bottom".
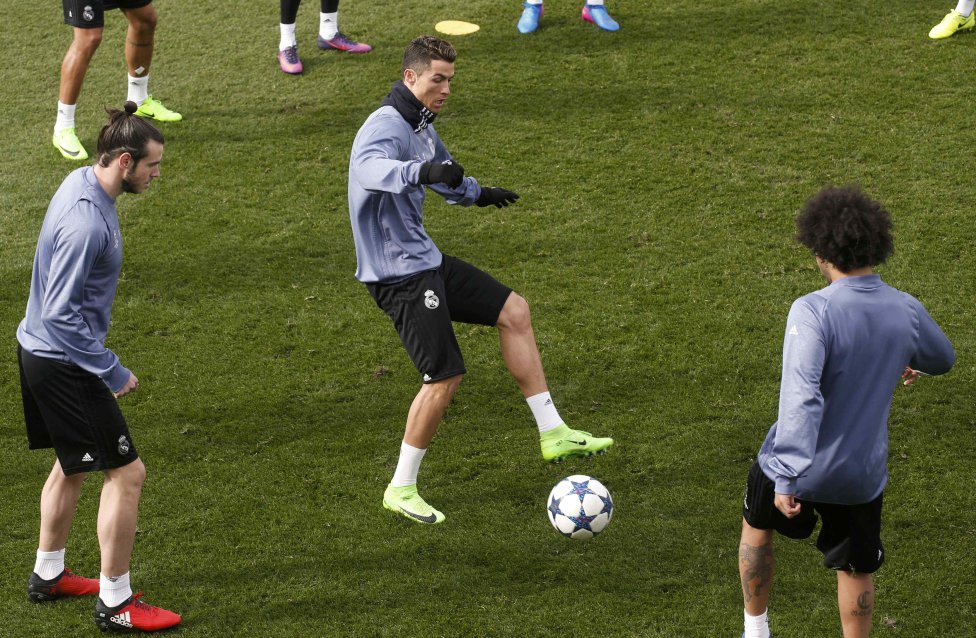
{"left": 126, "top": 40, "right": 154, "bottom": 48}
{"left": 739, "top": 542, "right": 774, "bottom": 602}
{"left": 851, "top": 590, "right": 873, "bottom": 617}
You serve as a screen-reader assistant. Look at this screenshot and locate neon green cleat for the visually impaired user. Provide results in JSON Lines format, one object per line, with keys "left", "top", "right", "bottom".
{"left": 52, "top": 128, "right": 89, "bottom": 161}
{"left": 929, "top": 9, "right": 976, "bottom": 39}
{"left": 383, "top": 484, "right": 445, "bottom": 524}
{"left": 135, "top": 96, "right": 183, "bottom": 122}
{"left": 540, "top": 424, "right": 614, "bottom": 462}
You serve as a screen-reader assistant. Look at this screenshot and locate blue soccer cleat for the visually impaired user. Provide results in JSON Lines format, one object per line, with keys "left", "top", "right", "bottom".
{"left": 518, "top": 2, "right": 543, "bottom": 34}
{"left": 582, "top": 4, "right": 620, "bottom": 31}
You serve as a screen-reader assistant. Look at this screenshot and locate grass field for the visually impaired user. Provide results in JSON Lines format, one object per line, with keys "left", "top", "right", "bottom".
{"left": 1, "top": 0, "right": 974, "bottom": 636}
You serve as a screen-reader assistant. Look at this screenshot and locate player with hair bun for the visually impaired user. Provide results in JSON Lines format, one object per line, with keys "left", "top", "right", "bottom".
{"left": 20, "top": 103, "right": 180, "bottom": 632}
{"left": 737, "top": 186, "right": 955, "bottom": 638}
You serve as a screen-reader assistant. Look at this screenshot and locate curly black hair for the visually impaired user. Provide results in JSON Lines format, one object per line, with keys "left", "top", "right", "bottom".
{"left": 795, "top": 186, "right": 894, "bottom": 272}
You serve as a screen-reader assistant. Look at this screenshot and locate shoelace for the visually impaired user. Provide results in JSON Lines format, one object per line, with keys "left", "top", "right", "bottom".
{"left": 131, "top": 592, "right": 159, "bottom": 615}
{"left": 331, "top": 34, "right": 356, "bottom": 47}
{"left": 283, "top": 47, "right": 299, "bottom": 63}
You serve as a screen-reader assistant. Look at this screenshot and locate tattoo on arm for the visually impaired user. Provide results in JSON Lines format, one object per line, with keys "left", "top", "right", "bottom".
{"left": 851, "top": 590, "right": 873, "bottom": 617}
{"left": 739, "top": 542, "right": 774, "bottom": 602}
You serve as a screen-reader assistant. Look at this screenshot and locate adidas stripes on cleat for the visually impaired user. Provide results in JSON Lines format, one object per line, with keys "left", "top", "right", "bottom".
{"left": 540, "top": 424, "right": 614, "bottom": 462}
{"left": 28, "top": 569, "right": 99, "bottom": 602}
{"left": 94, "top": 593, "right": 182, "bottom": 632}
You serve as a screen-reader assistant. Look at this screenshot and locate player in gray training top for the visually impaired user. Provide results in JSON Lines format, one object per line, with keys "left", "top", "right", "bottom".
{"left": 348, "top": 35, "right": 614, "bottom": 525}
{"left": 737, "top": 186, "right": 955, "bottom": 638}
{"left": 19, "top": 103, "right": 181, "bottom": 633}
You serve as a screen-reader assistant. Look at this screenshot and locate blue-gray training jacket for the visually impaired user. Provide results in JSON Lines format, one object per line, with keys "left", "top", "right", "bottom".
{"left": 348, "top": 105, "right": 481, "bottom": 283}
{"left": 17, "top": 167, "right": 131, "bottom": 393}
{"left": 757, "top": 274, "right": 955, "bottom": 504}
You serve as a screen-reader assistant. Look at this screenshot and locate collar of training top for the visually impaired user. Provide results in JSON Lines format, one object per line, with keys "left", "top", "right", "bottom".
{"left": 382, "top": 81, "right": 435, "bottom": 134}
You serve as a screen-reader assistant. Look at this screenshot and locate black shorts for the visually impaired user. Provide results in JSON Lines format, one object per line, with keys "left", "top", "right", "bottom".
{"left": 18, "top": 346, "right": 138, "bottom": 476}
{"left": 742, "top": 462, "right": 885, "bottom": 573}
{"left": 63, "top": 0, "right": 153, "bottom": 28}
{"left": 366, "top": 254, "right": 513, "bottom": 383}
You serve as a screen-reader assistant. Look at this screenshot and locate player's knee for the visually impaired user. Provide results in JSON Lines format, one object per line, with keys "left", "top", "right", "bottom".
{"left": 129, "top": 7, "right": 158, "bottom": 33}
{"left": 110, "top": 458, "right": 146, "bottom": 489}
{"left": 72, "top": 28, "right": 104, "bottom": 53}
{"left": 499, "top": 293, "right": 532, "bottom": 332}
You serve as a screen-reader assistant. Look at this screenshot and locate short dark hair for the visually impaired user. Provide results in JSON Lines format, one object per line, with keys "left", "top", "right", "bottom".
{"left": 402, "top": 35, "right": 456, "bottom": 76}
{"left": 96, "top": 101, "right": 165, "bottom": 167}
{"left": 795, "top": 186, "right": 894, "bottom": 272}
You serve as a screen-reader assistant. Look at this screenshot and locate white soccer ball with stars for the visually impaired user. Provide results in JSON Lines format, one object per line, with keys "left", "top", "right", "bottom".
{"left": 546, "top": 475, "right": 613, "bottom": 540}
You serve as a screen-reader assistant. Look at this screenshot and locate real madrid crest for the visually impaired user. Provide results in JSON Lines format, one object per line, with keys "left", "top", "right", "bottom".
{"left": 118, "top": 435, "right": 131, "bottom": 456}
{"left": 424, "top": 289, "right": 440, "bottom": 309}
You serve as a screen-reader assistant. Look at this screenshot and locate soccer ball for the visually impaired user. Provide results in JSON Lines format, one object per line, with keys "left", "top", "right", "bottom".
{"left": 546, "top": 475, "right": 613, "bottom": 540}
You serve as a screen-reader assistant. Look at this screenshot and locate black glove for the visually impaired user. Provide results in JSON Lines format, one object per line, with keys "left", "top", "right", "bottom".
{"left": 418, "top": 161, "right": 465, "bottom": 188}
{"left": 476, "top": 187, "right": 520, "bottom": 208}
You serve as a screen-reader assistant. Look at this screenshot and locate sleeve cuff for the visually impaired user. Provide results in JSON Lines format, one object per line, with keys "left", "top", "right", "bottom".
{"left": 775, "top": 476, "right": 797, "bottom": 495}
{"left": 106, "top": 364, "right": 131, "bottom": 394}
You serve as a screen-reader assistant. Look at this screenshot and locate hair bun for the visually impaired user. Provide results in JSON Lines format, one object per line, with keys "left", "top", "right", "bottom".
{"left": 123, "top": 101, "right": 138, "bottom": 115}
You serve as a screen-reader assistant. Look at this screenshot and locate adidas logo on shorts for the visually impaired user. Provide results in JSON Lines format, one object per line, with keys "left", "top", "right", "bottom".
{"left": 82, "top": 453, "right": 94, "bottom": 462}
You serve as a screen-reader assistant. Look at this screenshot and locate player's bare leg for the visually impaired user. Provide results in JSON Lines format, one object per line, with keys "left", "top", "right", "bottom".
{"left": 739, "top": 518, "right": 774, "bottom": 637}
{"left": 38, "top": 460, "right": 87, "bottom": 551}
{"left": 384, "top": 376, "right": 462, "bottom": 524}
{"left": 404, "top": 375, "right": 463, "bottom": 449}
{"left": 122, "top": 5, "right": 155, "bottom": 78}
{"left": 28, "top": 461, "right": 99, "bottom": 602}
{"left": 97, "top": 459, "right": 145, "bottom": 577}
{"left": 60, "top": 28, "right": 103, "bottom": 105}
{"left": 497, "top": 292, "right": 614, "bottom": 460}
{"left": 837, "top": 571, "right": 874, "bottom": 638}
{"left": 496, "top": 292, "right": 548, "bottom": 398}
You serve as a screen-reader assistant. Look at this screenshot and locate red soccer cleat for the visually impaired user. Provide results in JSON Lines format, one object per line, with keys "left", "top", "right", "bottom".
{"left": 94, "top": 593, "right": 182, "bottom": 632}
{"left": 28, "top": 568, "right": 99, "bottom": 602}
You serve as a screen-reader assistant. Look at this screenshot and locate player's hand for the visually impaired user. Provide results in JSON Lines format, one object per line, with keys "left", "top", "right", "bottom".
{"left": 114, "top": 372, "right": 139, "bottom": 399}
{"left": 476, "top": 187, "right": 520, "bottom": 208}
{"left": 774, "top": 493, "right": 801, "bottom": 519}
{"left": 419, "top": 160, "right": 465, "bottom": 188}
{"left": 901, "top": 367, "right": 921, "bottom": 386}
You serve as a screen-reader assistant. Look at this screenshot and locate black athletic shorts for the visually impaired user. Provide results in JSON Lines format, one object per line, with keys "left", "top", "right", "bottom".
{"left": 63, "top": 0, "right": 153, "bottom": 28}
{"left": 18, "top": 346, "right": 138, "bottom": 476}
{"left": 742, "top": 462, "right": 885, "bottom": 573}
{"left": 366, "top": 254, "right": 513, "bottom": 383}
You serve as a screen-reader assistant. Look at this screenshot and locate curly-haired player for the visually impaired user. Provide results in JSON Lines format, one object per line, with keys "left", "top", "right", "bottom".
{"left": 737, "top": 186, "right": 955, "bottom": 638}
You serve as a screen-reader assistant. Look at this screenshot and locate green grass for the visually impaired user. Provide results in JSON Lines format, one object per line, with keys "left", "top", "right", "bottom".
{"left": 1, "top": 1, "right": 975, "bottom": 636}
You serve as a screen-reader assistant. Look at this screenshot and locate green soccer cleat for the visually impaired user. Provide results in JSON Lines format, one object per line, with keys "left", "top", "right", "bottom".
{"left": 52, "top": 128, "right": 89, "bottom": 160}
{"left": 383, "top": 484, "right": 446, "bottom": 524}
{"left": 929, "top": 9, "right": 976, "bottom": 39}
{"left": 135, "top": 96, "right": 183, "bottom": 122}
{"left": 540, "top": 424, "right": 614, "bottom": 462}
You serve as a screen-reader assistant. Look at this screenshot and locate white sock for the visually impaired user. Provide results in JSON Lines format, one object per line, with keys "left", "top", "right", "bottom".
{"left": 391, "top": 441, "right": 427, "bottom": 487}
{"left": 743, "top": 609, "right": 770, "bottom": 638}
{"left": 279, "top": 23, "right": 297, "bottom": 50}
{"left": 957, "top": 0, "right": 975, "bottom": 16}
{"left": 586, "top": 0, "right": 605, "bottom": 5}
{"left": 34, "top": 549, "right": 66, "bottom": 580}
{"left": 320, "top": 12, "right": 339, "bottom": 39}
{"left": 526, "top": 0, "right": 542, "bottom": 5}
{"left": 100, "top": 572, "right": 132, "bottom": 608}
{"left": 55, "top": 102, "right": 76, "bottom": 132}
{"left": 527, "top": 391, "right": 563, "bottom": 433}
{"left": 127, "top": 74, "right": 149, "bottom": 105}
